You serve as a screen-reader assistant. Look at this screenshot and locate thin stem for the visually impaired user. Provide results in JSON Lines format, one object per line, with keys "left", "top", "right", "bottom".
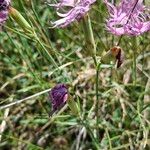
{"left": 116, "top": 35, "right": 123, "bottom": 46}
{"left": 96, "top": 60, "right": 101, "bottom": 138}
{"left": 132, "top": 38, "right": 137, "bottom": 85}
{"left": 133, "top": 50, "right": 137, "bottom": 85}
{"left": 92, "top": 55, "right": 101, "bottom": 139}
{"left": 79, "top": 118, "right": 100, "bottom": 149}
{"left": 82, "top": 14, "right": 96, "bottom": 56}
{"left": 0, "top": 88, "right": 51, "bottom": 110}
{"left": 36, "top": 37, "right": 58, "bottom": 68}
{"left": 82, "top": 13, "right": 101, "bottom": 142}
{"left": 105, "top": 128, "right": 112, "bottom": 149}
{"left": 92, "top": 55, "right": 97, "bottom": 66}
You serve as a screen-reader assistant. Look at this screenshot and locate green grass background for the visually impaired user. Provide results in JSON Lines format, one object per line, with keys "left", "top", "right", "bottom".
{"left": 0, "top": 0, "right": 150, "bottom": 149}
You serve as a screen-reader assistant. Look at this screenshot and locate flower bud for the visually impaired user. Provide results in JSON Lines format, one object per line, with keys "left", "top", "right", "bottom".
{"left": 67, "top": 95, "right": 80, "bottom": 117}
{"left": 49, "top": 84, "right": 68, "bottom": 116}
{"left": 9, "top": 7, "right": 33, "bottom": 33}
{"left": 49, "top": 83, "right": 80, "bottom": 117}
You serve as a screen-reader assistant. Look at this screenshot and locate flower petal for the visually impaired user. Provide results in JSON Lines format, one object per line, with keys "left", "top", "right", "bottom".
{"left": 49, "top": 0, "right": 96, "bottom": 27}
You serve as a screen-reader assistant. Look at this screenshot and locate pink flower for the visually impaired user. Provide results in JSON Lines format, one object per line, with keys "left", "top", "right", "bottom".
{"left": 0, "top": 0, "right": 11, "bottom": 26}
{"left": 49, "top": 0, "right": 96, "bottom": 28}
{"left": 104, "top": 0, "right": 150, "bottom": 36}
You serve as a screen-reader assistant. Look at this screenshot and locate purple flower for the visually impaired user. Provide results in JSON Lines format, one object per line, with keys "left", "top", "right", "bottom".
{"left": 104, "top": 0, "right": 150, "bottom": 36}
{"left": 0, "top": 0, "right": 10, "bottom": 26}
{"left": 49, "top": 0, "right": 96, "bottom": 28}
{"left": 49, "top": 84, "right": 68, "bottom": 113}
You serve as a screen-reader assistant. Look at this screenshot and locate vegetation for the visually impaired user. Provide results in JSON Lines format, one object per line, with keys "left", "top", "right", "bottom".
{"left": 0, "top": 0, "right": 149, "bottom": 149}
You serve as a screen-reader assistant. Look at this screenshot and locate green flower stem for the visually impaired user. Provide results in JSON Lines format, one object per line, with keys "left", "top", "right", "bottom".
{"left": 96, "top": 61, "right": 101, "bottom": 124}
{"left": 93, "top": 57, "right": 101, "bottom": 139}
{"left": 78, "top": 118, "right": 100, "bottom": 149}
{"left": 35, "top": 36, "right": 58, "bottom": 68}
{"left": 82, "top": 14, "right": 101, "bottom": 140}
{"left": 132, "top": 38, "right": 137, "bottom": 86}
{"left": 116, "top": 35, "right": 123, "bottom": 46}
{"left": 82, "top": 14, "right": 96, "bottom": 56}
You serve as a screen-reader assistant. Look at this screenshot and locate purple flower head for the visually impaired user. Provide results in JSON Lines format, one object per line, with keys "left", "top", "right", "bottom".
{"left": 0, "top": 0, "right": 10, "bottom": 26}
{"left": 104, "top": 0, "right": 150, "bottom": 36}
{"left": 49, "top": 84, "right": 68, "bottom": 113}
{"left": 49, "top": 0, "right": 96, "bottom": 28}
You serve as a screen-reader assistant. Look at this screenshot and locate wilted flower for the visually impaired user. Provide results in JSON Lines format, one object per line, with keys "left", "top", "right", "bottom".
{"left": 0, "top": 0, "right": 10, "bottom": 26}
{"left": 111, "top": 46, "right": 125, "bottom": 68}
{"left": 101, "top": 46, "right": 125, "bottom": 68}
{"left": 49, "top": 0, "right": 96, "bottom": 28}
{"left": 49, "top": 84, "right": 68, "bottom": 114}
{"left": 104, "top": 0, "right": 150, "bottom": 36}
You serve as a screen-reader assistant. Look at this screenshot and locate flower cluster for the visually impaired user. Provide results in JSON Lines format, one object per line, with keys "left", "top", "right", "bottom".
{"left": 104, "top": 0, "right": 150, "bottom": 36}
{"left": 49, "top": 0, "right": 96, "bottom": 28}
{"left": 0, "top": 0, "right": 10, "bottom": 26}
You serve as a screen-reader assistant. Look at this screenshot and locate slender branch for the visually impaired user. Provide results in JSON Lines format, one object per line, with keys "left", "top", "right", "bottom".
{"left": 0, "top": 88, "right": 51, "bottom": 110}
{"left": 95, "top": 61, "right": 101, "bottom": 138}
{"left": 79, "top": 118, "right": 100, "bottom": 149}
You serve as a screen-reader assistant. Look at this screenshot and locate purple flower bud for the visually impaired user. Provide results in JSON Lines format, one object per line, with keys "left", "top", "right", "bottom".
{"left": 0, "top": 0, "right": 10, "bottom": 26}
{"left": 49, "top": 84, "right": 68, "bottom": 113}
{"left": 49, "top": 0, "right": 96, "bottom": 28}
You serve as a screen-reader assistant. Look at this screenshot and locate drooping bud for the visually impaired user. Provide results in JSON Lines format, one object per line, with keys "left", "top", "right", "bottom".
{"left": 110, "top": 46, "right": 125, "bottom": 68}
{"left": 101, "top": 46, "right": 125, "bottom": 68}
{"left": 9, "top": 7, "right": 33, "bottom": 33}
{"left": 67, "top": 95, "right": 80, "bottom": 117}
